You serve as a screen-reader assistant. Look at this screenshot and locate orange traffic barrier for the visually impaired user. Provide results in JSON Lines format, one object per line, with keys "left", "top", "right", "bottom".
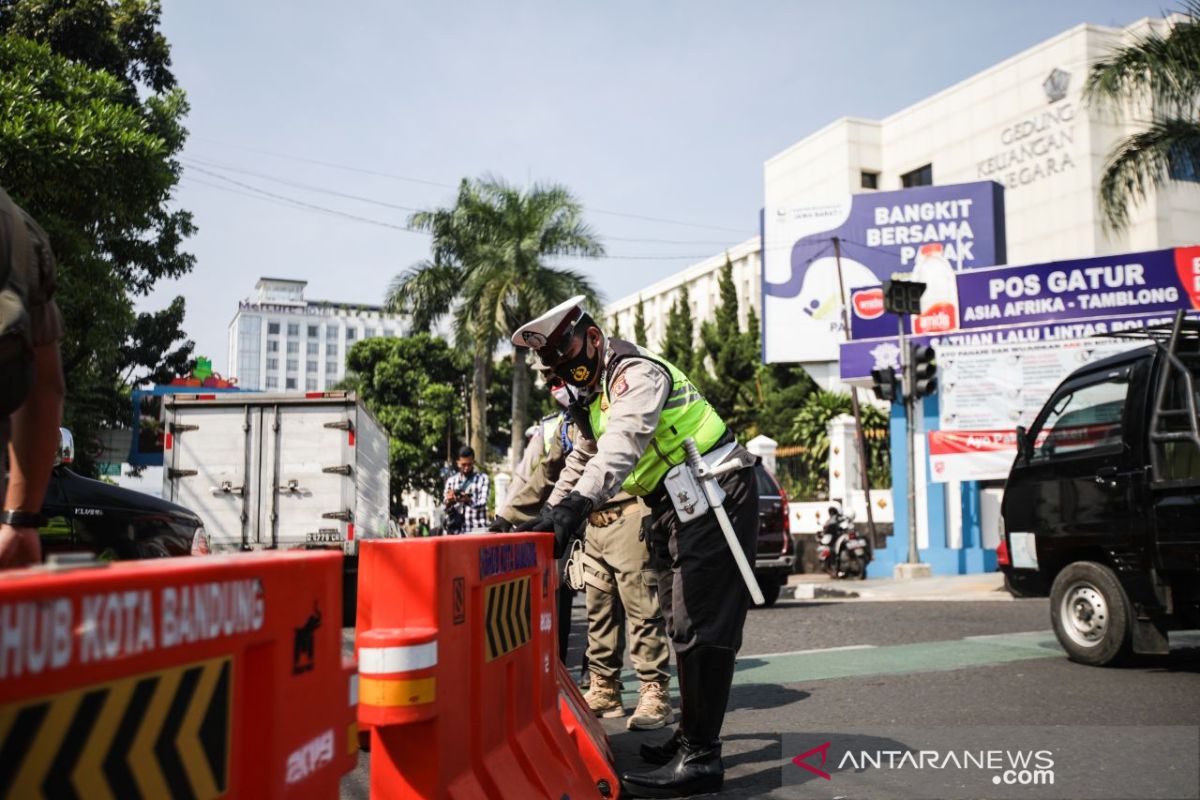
{"left": 356, "top": 533, "right": 620, "bottom": 799}
{"left": 0, "top": 551, "right": 357, "bottom": 799}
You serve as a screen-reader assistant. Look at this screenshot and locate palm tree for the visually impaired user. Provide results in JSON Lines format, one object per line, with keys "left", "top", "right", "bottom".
{"left": 388, "top": 176, "right": 603, "bottom": 464}
{"left": 1085, "top": 3, "right": 1200, "bottom": 231}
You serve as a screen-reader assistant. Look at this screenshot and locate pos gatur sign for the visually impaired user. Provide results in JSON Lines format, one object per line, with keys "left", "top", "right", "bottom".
{"left": 762, "top": 181, "right": 1006, "bottom": 364}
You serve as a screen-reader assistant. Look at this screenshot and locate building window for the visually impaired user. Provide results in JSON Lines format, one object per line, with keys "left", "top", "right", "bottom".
{"left": 326, "top": 361, "right": 338, "bottom": 376}
{"left": 287, "top": 359, "right": 298, "bottom": 372}
{"left": 307, "top": 341, "right": 319, "bottom": 355}
{"left": 266, "top": 357, "right": 279, "bottom": 371}
{"left": 365, "top": 327, "right": 378, "bottom": 339}
{"left": 325, "top": 326, "right": 337, "bottom": 339}
{"left": 286, "top": 377, "right": 297, "bottom": 390}
{"left": 286, "top": 341, "right": 299, "bottom": 354}
{"left": 346, "top": 329, "right": 357, "bottom": 341}
{"left": 1169, "top": 145, "right": 1199, "bottom": 183}
{"left": 306, "top": 377, "right": 318, "bottom": 391}
{"left": 900, "top": 164, "right": 933, "bottom": 187}
{"left": 861, "top": 170, "right": 880, "bottom": 189}
{"left": 266, "top": 376, "right": 278, "bottom": 389}
{"left": 326, "top": 341, "right": 338, "bottom": 355}
{"left": 268, "top": 321, "right": 280, "bottom": 335}
{"left": 383, "top": 328, "right": 395, "bottom": 338}
{"left": 308, "top": 325, "right": 319, "bottom": 337}
{"left": 306, "top": 360, "right": 318, "bottom": 373}
{"left": 287, "top": 323, "right": 299, "bottom": 337}
{"left": 267, "top": 340, "right": 279, "bottom": 353}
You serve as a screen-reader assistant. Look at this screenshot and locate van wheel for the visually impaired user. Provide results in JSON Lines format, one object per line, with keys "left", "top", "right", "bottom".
{"left": 1049, "top": 562, "right": 1132, "bottom": 666}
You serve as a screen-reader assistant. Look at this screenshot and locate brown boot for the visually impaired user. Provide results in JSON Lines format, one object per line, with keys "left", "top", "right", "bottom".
{"left": 627, "top": 681, "right": 674, "bottom": 730}
{"left": 583, "top": 673, "right": 625, "bottom": 718}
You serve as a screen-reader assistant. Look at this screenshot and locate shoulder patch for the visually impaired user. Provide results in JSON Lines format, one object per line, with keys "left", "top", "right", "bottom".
{"left": 612, "top": 375, "right": 629, "bottom": 397}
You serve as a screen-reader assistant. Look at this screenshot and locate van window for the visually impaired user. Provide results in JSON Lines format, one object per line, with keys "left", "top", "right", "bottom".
{"left": 1157, "top": 370, "right": 1200, "bottom": 481}
{"left": 1032, "top": 376, "right": 1128, "bottom": 460}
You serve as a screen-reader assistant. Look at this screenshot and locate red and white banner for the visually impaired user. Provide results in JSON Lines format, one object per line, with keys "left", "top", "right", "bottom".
{"left": 928, "top": 429, "right": 1020, "bottom": 483}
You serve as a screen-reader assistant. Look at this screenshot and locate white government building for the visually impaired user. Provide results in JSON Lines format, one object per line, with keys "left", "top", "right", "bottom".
{"left": 606, "top": 13, "right": 1199, "bottom": 390}
{"left": 226, "top": 278, "right": 404, "bottom": 391}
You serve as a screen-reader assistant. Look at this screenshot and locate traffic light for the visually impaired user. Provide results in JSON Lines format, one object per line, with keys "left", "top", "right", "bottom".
{"left": 870, "top": 366, "right": 900, "bottom": 402}
{"left": 911, "top": 344, "right": 937, "bottom": 397}
{"left": 883, "top": 279, "right": 927, "bottom": 315}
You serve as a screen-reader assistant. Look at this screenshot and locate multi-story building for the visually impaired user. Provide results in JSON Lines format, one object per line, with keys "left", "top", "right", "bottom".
{"left": 605, "top": 237, "right": 761, "bottom": 350}
{"left": 227, "top": 278, "right": 404, "bottom": 391}
{"left": 606, "top": 15, "right": 1199, "bottom": 381}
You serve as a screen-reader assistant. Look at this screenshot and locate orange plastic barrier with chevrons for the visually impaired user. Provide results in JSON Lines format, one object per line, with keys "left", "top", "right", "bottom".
{"left": 0, "top": 552, "right": 356, "bottom": 799}
{"left": 356, "top": 534, "right": 620, "bottom": 799}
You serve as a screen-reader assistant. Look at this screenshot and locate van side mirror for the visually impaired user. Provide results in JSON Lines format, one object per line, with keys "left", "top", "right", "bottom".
{"left": 1015, "top": 425, "right": 1031, "bottom": 462}
{"left": 55, "top": 428, "right": 75, "bottom": 466}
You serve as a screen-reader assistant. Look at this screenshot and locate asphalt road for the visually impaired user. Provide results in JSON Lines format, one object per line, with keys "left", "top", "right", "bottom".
{"left": 341, "top": 596, "right": 1200, "bottom": 799}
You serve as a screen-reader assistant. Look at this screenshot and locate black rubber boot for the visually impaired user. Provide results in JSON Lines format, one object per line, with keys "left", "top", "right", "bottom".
{"left": 639, "top": 728, "right": 682, "bottom": 766}
{"left": 640, "top": 651, "right": 686, "bottom": 765}
{"left": 623, "top": 646, "right": 736, "bottom": 798}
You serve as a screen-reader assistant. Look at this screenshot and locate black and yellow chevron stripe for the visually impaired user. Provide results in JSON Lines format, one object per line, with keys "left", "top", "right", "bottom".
{"left": 0, "top": 656, "right": 231, "bottom": 800}
{"left": 483, "top": 576, "right": 532, "bottom": 662}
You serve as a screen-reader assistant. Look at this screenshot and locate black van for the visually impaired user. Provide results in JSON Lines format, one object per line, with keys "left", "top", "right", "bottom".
{"left": 1001, "top": 313, "right": 1200, "bottom": 666}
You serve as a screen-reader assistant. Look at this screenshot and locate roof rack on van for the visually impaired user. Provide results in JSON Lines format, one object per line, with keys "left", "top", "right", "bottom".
{"left": 1105, "top": 311, "right": 1200, "bottom": 483}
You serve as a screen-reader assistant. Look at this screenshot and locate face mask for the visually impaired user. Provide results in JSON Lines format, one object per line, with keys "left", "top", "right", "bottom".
{"left": 550, "top": 384, "right": 575, "bottom": 408}
{"left": 553, "top": 336, "right": 602, "bottom": 389}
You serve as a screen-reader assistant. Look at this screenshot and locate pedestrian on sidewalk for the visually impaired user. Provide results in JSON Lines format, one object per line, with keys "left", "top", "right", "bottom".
{"left": 442, "top": 446, "right": 488, "bottom": 534}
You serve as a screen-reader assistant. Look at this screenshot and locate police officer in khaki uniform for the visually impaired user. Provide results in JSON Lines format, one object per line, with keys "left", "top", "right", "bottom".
{"left": 494, "top": 369, "right": 673, "bottom": 731}
{"left": 512, "top": 297, "right": 759, "bottom": 798}
{"left": 0, "top": 186, "right": 65, "bottom": 568}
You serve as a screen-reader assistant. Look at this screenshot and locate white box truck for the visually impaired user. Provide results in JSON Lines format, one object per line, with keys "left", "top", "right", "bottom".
{"left": 162, "top": 390, "right": 390, "bottom": 623}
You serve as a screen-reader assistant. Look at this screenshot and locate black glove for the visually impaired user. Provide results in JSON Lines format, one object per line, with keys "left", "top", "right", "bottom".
{"left": 547, "top": 492, "right": 593, "bottom": 558}
{"left": 488, "top": 516, "right": 513, "bottom": 533}
{"left": 512, "top": 493, "right": 593, "bottom": 557}
{"left": 514, "top": 508, "right": 553, "bottom": 533}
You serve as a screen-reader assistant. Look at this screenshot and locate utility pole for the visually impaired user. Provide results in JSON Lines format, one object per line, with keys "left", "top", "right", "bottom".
{"left": 897, "top": 313, "right": 919, "bottom": 565}
{"left": 882, "top": 279, "right": 931, "bottom": 579}
{"left": 831, "top": 237, "right": 878, "bottom": 545}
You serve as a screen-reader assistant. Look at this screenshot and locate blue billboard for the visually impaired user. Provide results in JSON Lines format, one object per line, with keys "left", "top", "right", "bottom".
{"left": 762, "top": 181, "right": 1006, "bottom": 363}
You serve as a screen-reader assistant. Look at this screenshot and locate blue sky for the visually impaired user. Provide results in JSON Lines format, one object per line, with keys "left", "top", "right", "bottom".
{"left": 150, "top": 0, "right": 1170, "bottom": 369}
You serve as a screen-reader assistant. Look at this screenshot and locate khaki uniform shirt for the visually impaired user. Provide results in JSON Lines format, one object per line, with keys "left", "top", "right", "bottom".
{"left": 548, "top": 344, "right": 672, "bottom": 508}
{"left": 0, "top": 187, "right": 64, "bottom": 347}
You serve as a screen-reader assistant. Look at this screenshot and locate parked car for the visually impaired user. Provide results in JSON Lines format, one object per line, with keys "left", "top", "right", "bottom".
{"left": 752, "top": 462, "right": 795, "bottom": 607}
{"left": 38, "top": 429, "right": 203, "bottom": 560}
{"left": 1001, "top": 313, "right": 1200, "bottom": 666}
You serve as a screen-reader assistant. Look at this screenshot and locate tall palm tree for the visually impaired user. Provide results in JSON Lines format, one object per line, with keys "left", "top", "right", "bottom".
{"left": 1085, "top": 3, "right": 1200, "bottom": 231}
{"left": 388, "top": 176, "right": 603, "bottom": 464}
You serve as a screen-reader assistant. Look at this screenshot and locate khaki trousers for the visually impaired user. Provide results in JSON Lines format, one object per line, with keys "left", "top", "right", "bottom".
{"left": 583, "top": 501, "right": 670, "bottom": 684}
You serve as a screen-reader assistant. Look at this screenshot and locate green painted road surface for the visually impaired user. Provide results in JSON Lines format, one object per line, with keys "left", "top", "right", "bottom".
{"left": 620, "top": 631, "right": 1062, "bottom": 700}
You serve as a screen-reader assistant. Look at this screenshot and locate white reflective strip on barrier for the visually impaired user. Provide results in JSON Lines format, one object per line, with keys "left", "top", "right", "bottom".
{"left": 349, "top": 674, "right": 359, "bottom": 706}
{"left": 359, "top": 641, "right": 438, "bottom": 674}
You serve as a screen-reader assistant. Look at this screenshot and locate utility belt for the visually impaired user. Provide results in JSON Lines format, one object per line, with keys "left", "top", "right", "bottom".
{"left": 587, "top": 496, "right": 640, "bottom": 529}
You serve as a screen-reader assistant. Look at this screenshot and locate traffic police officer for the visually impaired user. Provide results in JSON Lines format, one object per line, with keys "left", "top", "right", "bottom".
{"left": 494, "top": 367, "right": 673, "bottom": 731}
{"left": 512, "top": 296, "right": 758, "bottom": 798}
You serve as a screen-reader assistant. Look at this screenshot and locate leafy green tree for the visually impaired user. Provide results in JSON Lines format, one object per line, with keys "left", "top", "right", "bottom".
{"left": 1085, "top": 2, "right": 1200, "bottom": 231}
{"left": 754, "top": 362, "right": 818, "bottom": 441}
{"left": 633, "top": 296, "right": 648, "bottom": 347}
{"left": 388, "top": 177, "right": 602, "bottom": 465}
{"left": 694, "top": 258, "right": 760, "bottom": 435}
{"left": 608, "top": 314, "right": 623, "bottom": 341}
{"left": 661, "top": 286, "right": 696, "bottom": 374}
{"left": 789, "top": 391, "right": 890, "bottom": 498}
{"left": 342, "top": 335, "right": 465, "bottom": 497}
{"left": 0, "top": 1, "right": 193, "bottom": 475}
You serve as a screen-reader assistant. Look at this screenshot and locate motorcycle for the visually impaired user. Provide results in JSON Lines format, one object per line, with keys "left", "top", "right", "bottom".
{"left": 818, "top": 509, "right": 871, "bottom": 580}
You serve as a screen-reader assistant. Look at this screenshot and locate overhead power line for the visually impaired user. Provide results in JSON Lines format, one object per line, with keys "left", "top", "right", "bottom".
{"left": 190, "top": 136, "right": 757, "bottom": 236}
{"left": 181, "top": 165, "right": 716, "bottom": 260}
